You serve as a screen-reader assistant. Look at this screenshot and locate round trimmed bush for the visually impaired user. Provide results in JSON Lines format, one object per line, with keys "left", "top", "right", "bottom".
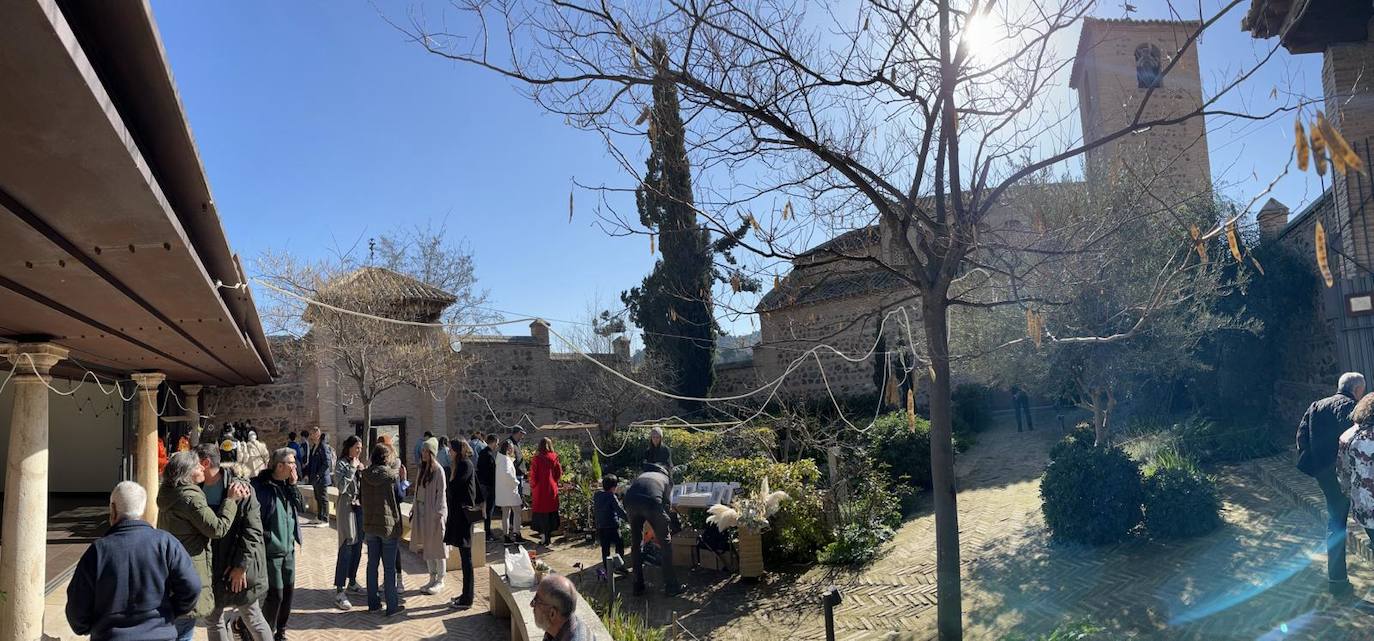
{"left": 1142, "top": 466, "right": 1222, "bottom": 539}
{"left": 1049, "top": 423, "right": 1097, "bottom": 461}
{"left": 1040, "top": 444, "right": 1143, "bottom": 544}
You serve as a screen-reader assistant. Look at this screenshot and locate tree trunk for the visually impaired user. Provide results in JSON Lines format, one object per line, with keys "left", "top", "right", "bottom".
{"left": 922, "top": 296, "right": 962, "bottom": 641}
{"left": 362, "top": 400, "right": 373, "bottom": 443}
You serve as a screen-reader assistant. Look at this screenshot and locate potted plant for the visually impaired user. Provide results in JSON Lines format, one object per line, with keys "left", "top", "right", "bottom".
{"left": 706, "top": 477, "right": 789, "bottom": 579}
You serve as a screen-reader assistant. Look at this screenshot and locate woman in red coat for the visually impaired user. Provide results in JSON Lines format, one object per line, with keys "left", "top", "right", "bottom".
{"left": 529, "top": 437, "right": 563, "bottom": 547}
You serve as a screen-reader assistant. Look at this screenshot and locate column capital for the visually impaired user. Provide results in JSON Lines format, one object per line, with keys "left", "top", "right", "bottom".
{"left": 181, "top": 384, "right": 203, "bottom": 396}
{"left": 131, "top": 371, "right": 166, "bottom": 391}
{"left": 3, "top": 342, "right": 69, "bottom": 380}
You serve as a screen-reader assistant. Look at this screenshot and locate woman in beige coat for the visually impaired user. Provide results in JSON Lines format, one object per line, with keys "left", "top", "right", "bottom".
{"left": 411, "top": 437, "right": 449, "bottom": 595}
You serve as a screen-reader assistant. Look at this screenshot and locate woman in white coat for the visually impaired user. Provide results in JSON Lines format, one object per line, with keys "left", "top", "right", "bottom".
{"left": 494, "top": 440, "right": 525, "bottom": 544}
{"left": 411, "top": 437, "right": 449, "bottom": 594}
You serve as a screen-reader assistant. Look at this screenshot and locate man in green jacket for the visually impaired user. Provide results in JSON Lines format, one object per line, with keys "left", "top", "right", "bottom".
{"left": 252, "top": 448, "right": 306, "bottom": 641}
{"left": 195, "top": 444, "right": 272, "bottom": 641}
{"left": 158, "top": 451, "right": 249, "bottom": 641}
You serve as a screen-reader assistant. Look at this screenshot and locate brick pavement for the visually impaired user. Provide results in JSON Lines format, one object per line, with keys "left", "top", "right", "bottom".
{"left": 42, "top": 413, "right": 1374, "bottom": 640}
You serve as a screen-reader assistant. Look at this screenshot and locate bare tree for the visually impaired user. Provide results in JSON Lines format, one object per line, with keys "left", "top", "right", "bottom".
{"left": 393, "top": 2, "right": 1298, "bottom": 637}
{"left": 255, "top": 229, "right": 483, "bottom": 435}
{"left": 542, "top": 299, "right": 677, "bottom": 431}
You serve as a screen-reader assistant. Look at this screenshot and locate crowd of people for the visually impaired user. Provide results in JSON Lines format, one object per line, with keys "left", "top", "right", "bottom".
{"left": 63, "top": 422, "right": 650, "bottom": 640}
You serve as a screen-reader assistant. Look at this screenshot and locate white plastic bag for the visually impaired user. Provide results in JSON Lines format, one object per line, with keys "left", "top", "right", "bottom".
{"left": 505, "top": 545, "right": 536, "bottom": 589}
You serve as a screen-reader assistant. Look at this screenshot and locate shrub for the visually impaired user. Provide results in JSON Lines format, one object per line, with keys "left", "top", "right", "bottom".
{"left": 686, "top": 457, "right": 828, "bottom": 564}
{"left": 558, "top": 478, "right": 595, "bottom": 533}
{"left": 951, "top": 382, "right": 993, "bottom": 436}
{"left": 867, "top": 411, "right": 933, "bottom": 491}
{"left": 1172, "top": 416, "right": 1283, "bottom": 464}
{"left": 1040, "top": 444, "right": 1143, "bottom": 544}
{"left": 1003, "top": 621, "right": 1107, "bottom": 641}
{"left": 606, "top": 426, "right": 775, "bottom": 478}
{"left": 818, "top": 460, "right": 904, "bottom": 566}
{"left": 1142, "top": 464, "right": 1222, "bottom": 539}
{"left": 1049, "top": 423, "right": 1097, "bottom": 461}
{"left": 817, "top": 521, "right": 894, "bottom": 566}
{"left": 589, "top": 595, "right": 666, "bottom": 641}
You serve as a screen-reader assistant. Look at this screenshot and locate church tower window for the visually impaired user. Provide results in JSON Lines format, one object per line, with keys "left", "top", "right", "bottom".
{"left": 1135, "top": 43, "right": 1163, "bottom": 88}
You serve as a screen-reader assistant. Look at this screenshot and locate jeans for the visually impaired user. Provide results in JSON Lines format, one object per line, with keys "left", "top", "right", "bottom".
{"left": 626, "top": 497, "right": 678, "bottom": 593}
{"left": 263, "top": 553, "right": 296, "bottom": 635}
{"left": 334, "top": 506, "right": 364, "bottom": 589}
{"left": 455, "top": 544, "right": 475, "bottom": 603}
{"left": 483, "top": 487, "right": 496, "bottom": 535}
{"left": 366, "top": 534, "right": 400, "bottom": 612}
{"left": 598, "top": 527, "right": 625, "bottom": 562}
{"left": 206, "top": 601, "right": 273, "bottom": 641}
{"left": 1315, "top": 466, "right": 1350, "bottom": 583}
{"left": 1015, "top": 397, "right": 1034, "bottom": 432}
{"left": 174, "top": 617, "right": 196, "bottom": 641}
{"left": 314, "top": 482, "right": 331, "bottom": 522}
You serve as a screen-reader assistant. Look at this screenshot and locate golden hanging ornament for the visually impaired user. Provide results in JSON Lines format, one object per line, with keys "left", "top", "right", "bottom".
{"left": 1189, "top": 224, "right": 1208, "bottom": 264}
{"left": 782, "top": 201, "right": 793, "bottom": 220}
{"left": 1226, "top": 220, "right": 1243, "bottom": 263}
{"left": 1315, "top": 221, "right": 1334, "bottom": 288}
{"left": 1296, "top": 118, "right": 1310, "bottom": 172}
{"left": 1319, "top": 111, "right": 1365, "bottom": 176}
{"left": 1312, "top": 116, "right": 1330, "bottom": 176}
{"left": 906, "top": 388, "right": 917, "bottom": 432}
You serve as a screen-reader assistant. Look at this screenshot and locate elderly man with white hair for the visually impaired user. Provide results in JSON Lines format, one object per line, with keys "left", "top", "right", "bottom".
{"left": 66, "top": 481, "right": 201, "bottom": 641}
{"left": 530, "top": 574, "right": 594, "bottom": 641}
{"left": 1297, "top": 371, "right": 1366, "bottom": 596}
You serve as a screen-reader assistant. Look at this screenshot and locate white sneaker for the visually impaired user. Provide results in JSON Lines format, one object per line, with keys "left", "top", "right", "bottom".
{"left": 422, "top": 581, "right": 445, "bottom": 595}
{"left": 334, "top": 591, "right": 352, "bottom": 611}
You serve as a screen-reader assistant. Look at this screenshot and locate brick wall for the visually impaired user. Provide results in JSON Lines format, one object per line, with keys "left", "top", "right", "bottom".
{"left": 1323, "top": 42, "right": 1374, "bottom": 277}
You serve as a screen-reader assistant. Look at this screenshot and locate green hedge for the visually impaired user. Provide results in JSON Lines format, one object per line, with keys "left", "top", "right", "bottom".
{"left": 606, "top": 426, "right": 776, "bottom": 478}
{"left": 1040, "top": 443, "right": 1143, "bottom": 544}
{"left": 1142, "top": 457, "right": 1222, "bottom": 539}
{"left": 686, "top": 457, "right": 828, "bottom": 564}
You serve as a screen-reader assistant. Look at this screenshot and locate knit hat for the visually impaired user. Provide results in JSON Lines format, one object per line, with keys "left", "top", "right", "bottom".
{"left": 422, "top": 437, "right": 440, "bottom": 459}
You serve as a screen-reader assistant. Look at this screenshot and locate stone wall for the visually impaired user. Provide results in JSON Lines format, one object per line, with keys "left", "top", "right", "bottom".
{"left": 201, "top": 383, "right": 307, "bottom": 452}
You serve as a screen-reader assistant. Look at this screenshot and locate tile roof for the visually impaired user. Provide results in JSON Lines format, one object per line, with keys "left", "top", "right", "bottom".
{"left": 323, "top": 267, "right": 457, "bottom": 305}
{"left": 757, "top": 268, "right": 909, "bottom": 312}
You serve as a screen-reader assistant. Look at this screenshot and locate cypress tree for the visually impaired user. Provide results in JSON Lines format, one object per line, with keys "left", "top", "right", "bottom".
{"left": 622, "top": 37, "right": 752, "bottom": 408}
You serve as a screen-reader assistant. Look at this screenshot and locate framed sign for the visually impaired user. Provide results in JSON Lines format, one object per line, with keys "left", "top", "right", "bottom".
{"left": 1347, "top": 292, "right": 1374, "bottom": 316}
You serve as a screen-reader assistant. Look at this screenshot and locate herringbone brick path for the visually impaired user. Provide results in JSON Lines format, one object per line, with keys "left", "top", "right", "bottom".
{"left": 662, "top": 415, "right": 1374, "bottom": 640}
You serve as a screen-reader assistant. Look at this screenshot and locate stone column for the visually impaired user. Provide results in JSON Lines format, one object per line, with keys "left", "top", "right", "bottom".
{"left": 0, "top": 342, "right": 68, "bottom": 641}
{"left": 183, "top": 384, "right": 203, "bottom": 446}
{"left": 132, "top": 372, "right": 166, "bottom": 524}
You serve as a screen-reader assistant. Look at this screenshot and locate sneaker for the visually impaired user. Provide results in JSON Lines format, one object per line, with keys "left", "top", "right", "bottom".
{"left": 347, "top": 582, "right": 364, "bottom": 595}
{"left": 384, "top": 605, "right": 406, "bottom": 617}
{"left": 422, "top": 581, "right": 445, "bottom": 595}
{"left": 1332, "top": 581, "right": 1356, "bottom": 598}
{"left": 334, "top": 591, "right": 352, "bottom": 611}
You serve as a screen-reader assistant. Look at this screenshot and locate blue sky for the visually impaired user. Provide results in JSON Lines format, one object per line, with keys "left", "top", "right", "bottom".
{"left": 150, "top": 1, "right": 1327, "bottom": 341}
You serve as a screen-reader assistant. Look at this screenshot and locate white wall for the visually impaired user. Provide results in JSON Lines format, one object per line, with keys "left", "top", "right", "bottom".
{"left": 0, "top": 376, "right": 124, "bottom": 494}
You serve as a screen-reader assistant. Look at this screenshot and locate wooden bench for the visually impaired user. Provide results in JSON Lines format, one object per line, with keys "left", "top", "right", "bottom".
{"left": 488, "top": 563, "right": 610, "bottom": 641}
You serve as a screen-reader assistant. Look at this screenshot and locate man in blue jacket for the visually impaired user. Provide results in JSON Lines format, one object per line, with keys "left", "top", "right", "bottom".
{"left": 303, "top": 427, "right": 335, "bottom": 524}
{"left": 66, "top": 481, "right": 201, "bottom": 641}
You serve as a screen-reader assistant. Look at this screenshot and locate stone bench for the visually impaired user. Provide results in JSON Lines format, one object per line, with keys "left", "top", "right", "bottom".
{"left": 488, "top": 563, "right": 610, "bottom": 641}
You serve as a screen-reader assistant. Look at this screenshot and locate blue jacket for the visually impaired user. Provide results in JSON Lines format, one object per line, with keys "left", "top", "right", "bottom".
{"left": 65, "top": 519, "right": 200, "bottom": 641}
{"left": 593, "top": 490, "right": 627, "bottom": 530}
{"left": 304, "top": 441, "right": 335, "bottom": 486}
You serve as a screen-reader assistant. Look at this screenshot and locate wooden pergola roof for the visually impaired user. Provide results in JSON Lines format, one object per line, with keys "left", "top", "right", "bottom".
{"left": 0, "top": 1, "right": 274, "bottom": 386}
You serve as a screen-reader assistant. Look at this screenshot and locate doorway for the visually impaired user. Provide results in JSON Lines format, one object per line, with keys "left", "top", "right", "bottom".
{"left": 352, "top": 417, "right": 408, "bottom": 465}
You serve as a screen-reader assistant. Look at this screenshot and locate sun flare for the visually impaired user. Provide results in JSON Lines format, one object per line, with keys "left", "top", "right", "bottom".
{"left": 960, "top": 12, "right": 1004, "bottom": 62}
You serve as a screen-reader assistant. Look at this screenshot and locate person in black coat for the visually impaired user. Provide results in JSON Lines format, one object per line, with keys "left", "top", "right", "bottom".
{"left": 643, "top": 427, "right": 673, "bottom": 475}
{"left": 444, "top": 440, "right": 479, "bottom": 609}
{"left": 66, "top": 481, "right": 201, "bottom": 641}
{"left": 477, "top": 434, "right": 498, "bottom": 541}
{"left": 624, "top": 462, "right": 679, "bottom": 596}
{"left": 1297, "top": 372, "right": 1366, "bottom": 595}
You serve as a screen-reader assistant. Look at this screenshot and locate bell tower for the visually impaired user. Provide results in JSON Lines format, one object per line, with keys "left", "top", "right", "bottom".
{"left": 1071, "top": 18, "right": 1212, "bottom": 210}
